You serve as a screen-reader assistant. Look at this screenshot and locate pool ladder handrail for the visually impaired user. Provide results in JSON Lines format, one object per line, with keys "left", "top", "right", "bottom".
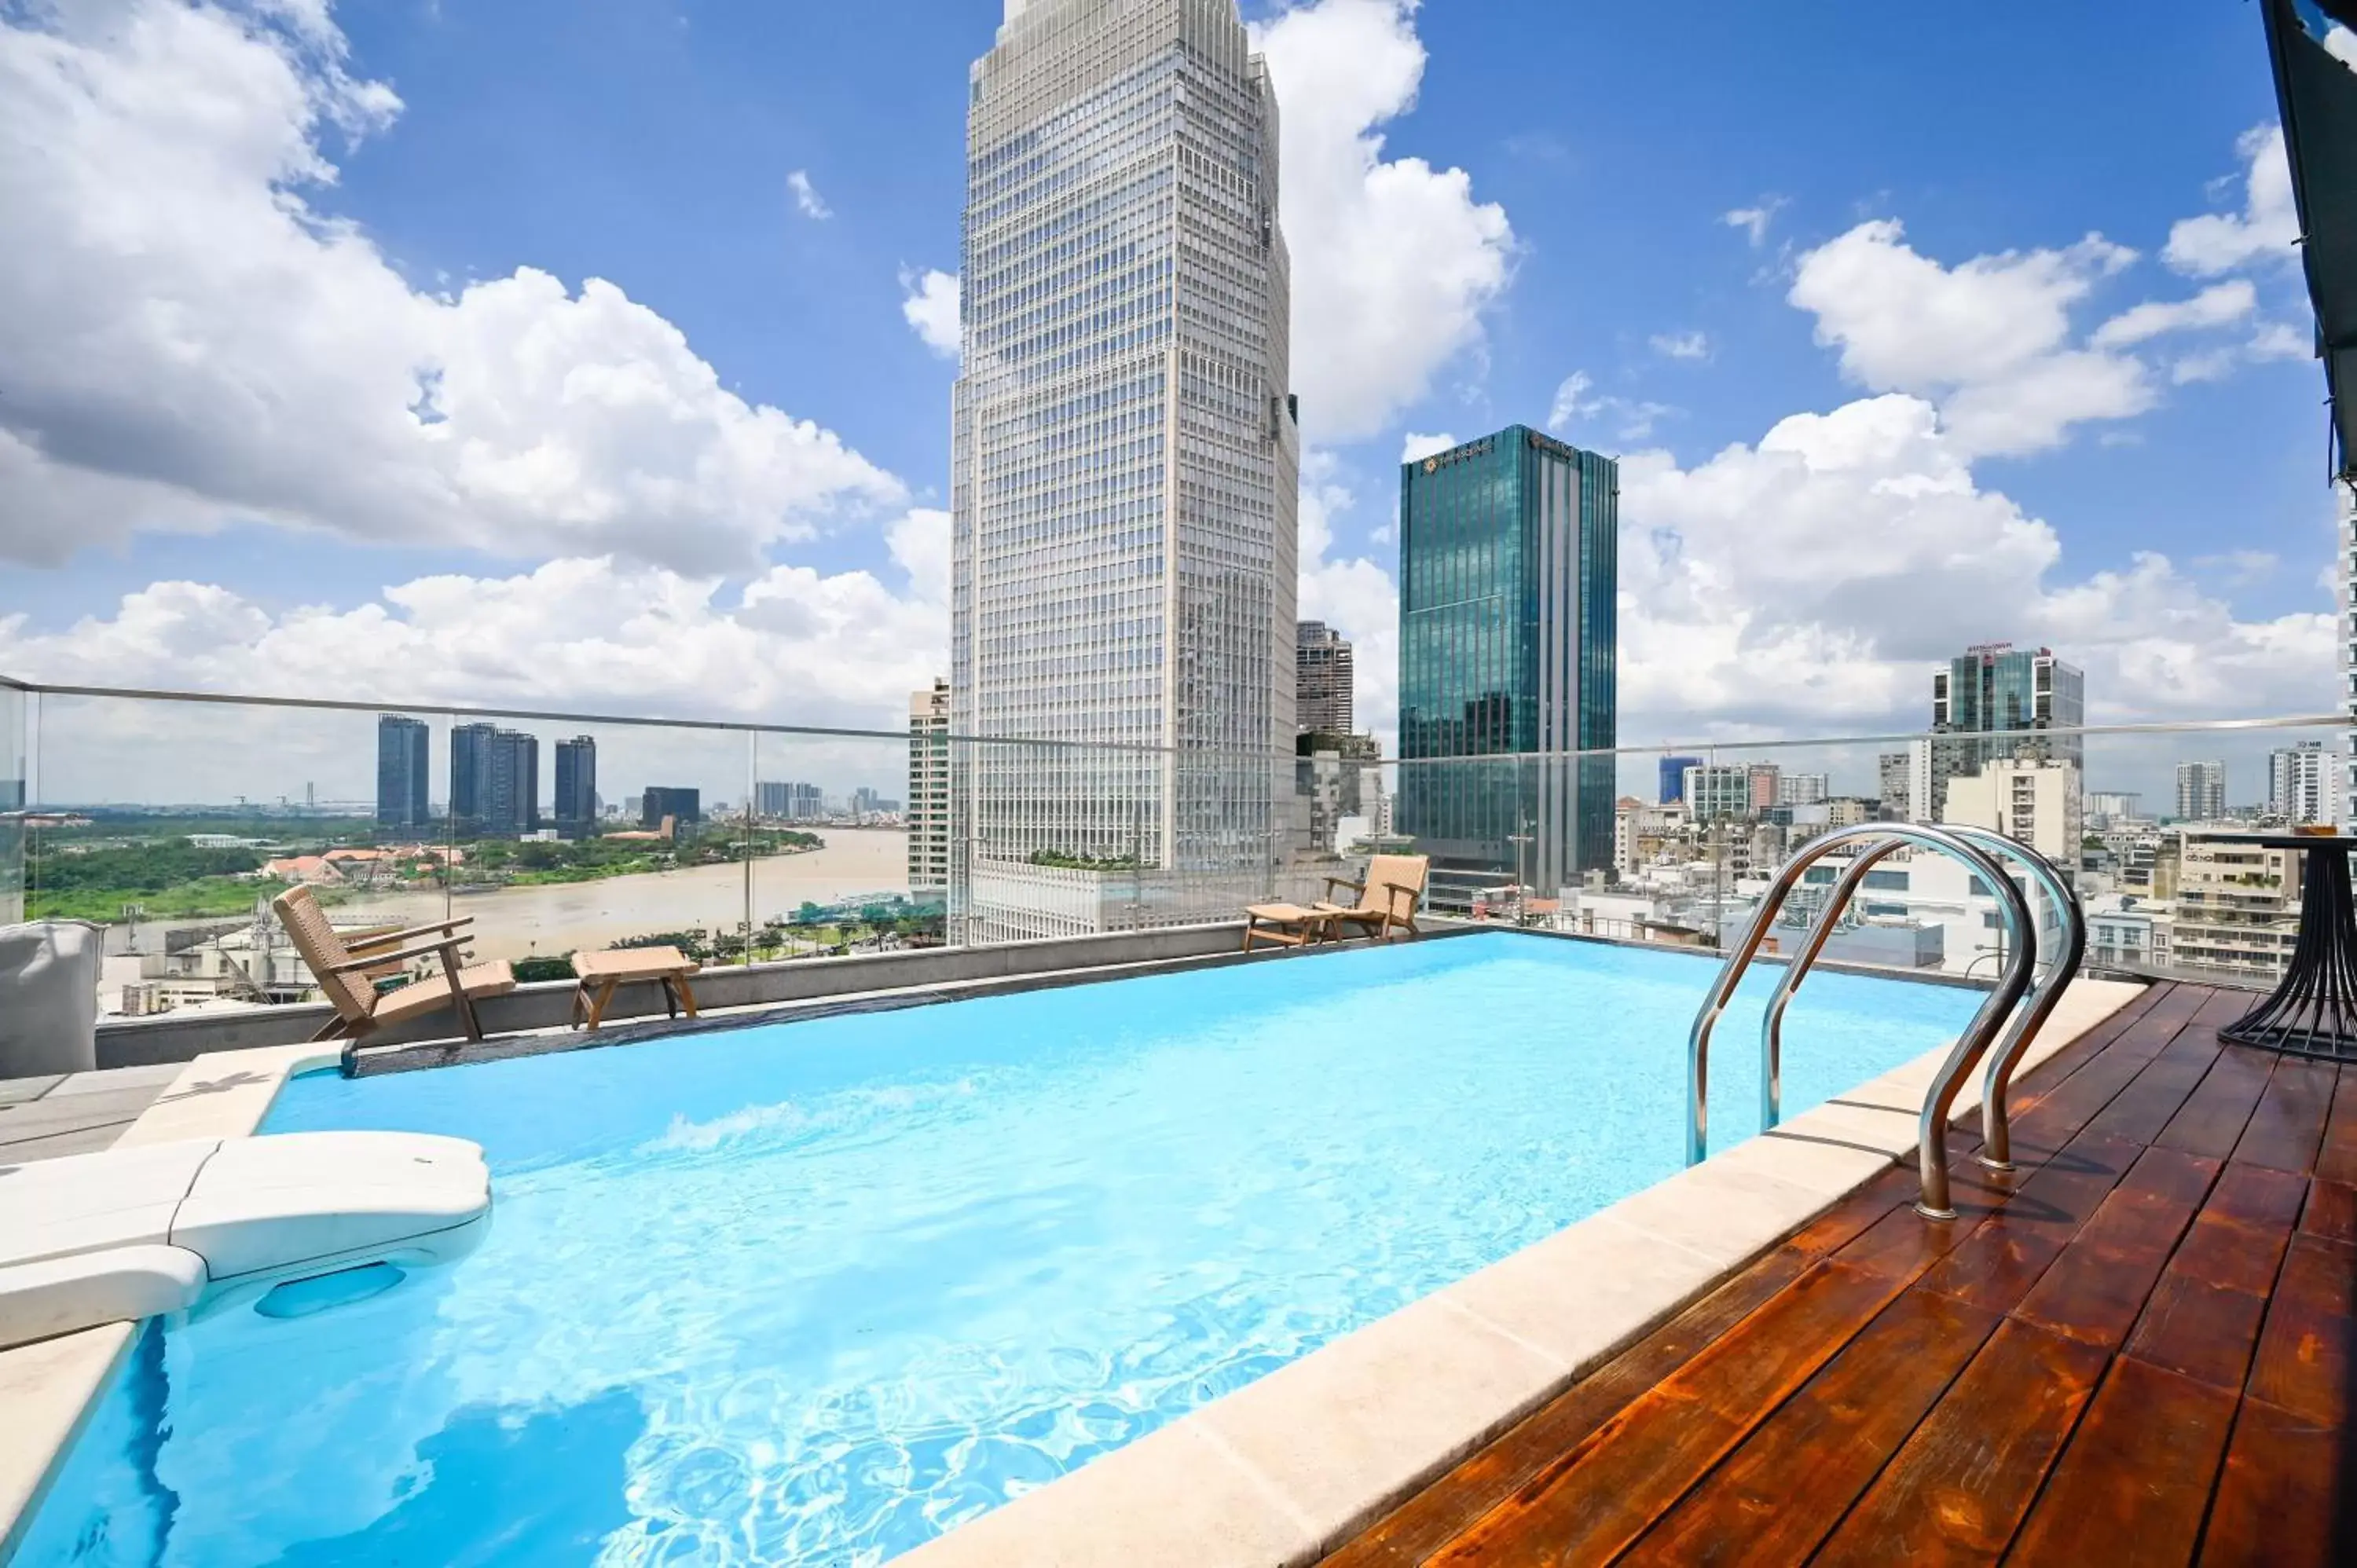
{"left": 1684, "top": 823, "right": 2038, "bottom": 1219}
{"left": 1757, "top": 825, "right": 2086, "bottom": 1175}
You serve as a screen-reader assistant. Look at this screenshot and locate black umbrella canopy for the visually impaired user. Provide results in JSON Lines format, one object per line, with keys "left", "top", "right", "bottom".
{"left": 2262, "top": 0, "right": 2357, "bottom": 478}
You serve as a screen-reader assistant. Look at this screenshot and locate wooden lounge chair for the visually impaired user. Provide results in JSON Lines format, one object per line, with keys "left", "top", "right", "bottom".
{"left": 1315, "top": 853, "right": 1430, "bottom": 942}
{"left": 272, "top": 886, "right": 516, "bottom": 1050}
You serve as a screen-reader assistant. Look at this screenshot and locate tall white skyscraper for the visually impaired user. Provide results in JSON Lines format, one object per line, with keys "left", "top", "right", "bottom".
{"left": 2176, "top": 760, "right": 2227, "bottom": 822}
{"left": 907, "top": 679, "right": 951, "bottom": 895}
{"left": 2268, "top": 739, "right": 2341, "bottom": 826}
{"left": 950, "top": 0, "right": 1297, "bottom": 942}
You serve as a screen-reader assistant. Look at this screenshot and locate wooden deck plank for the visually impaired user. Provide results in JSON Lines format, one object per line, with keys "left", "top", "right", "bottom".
{"left": 2075, "top": 991, "right": 2238, "bottom": 1146}
{"left": 1809, "top": 1318, "right": 2110, "bottom": 1567}
{"left": 2005, "top": 1354, "right": 2238, "bottom": 1567}
{"left": 1911, "top": 1132, "right": 2143, "bottom": 1314}
{"left": 1995, "top": 992, "right": 2209, "bottom": 1162}
{"left": 1319, "top": 1240, "right": 1833, "bottom": 1567}
{"left": 2233, "top": 1056, "right": 2341, "bottom": 1176}
{"left": 2011, "top": 1145, "right": 2219, "bottom": 1350}
{"left": 1613, "top": 1289, "right": 2000, "bottom": 1566}
{"left": 2157, "top": 1044, "right": 2280, "bottom": 1163}
{"left": 1420, "top": 1262, "right": 1911, "bottom": 1567}
{"left": 2244, "top": 1232, "right": 2357, "bottom": 1427}
{"left": 2124, "top": 1163, "right": 2304, "bottom": 1394}
{"left": 2165, "top": 1163, "right": 2307, "bottom": 1296}
{"left": 2312, "top": 1068, "right": 2357, "bottom": 1187}
{"left": 2300, "top": 1178, "right": 2357, "bottom": 1245}
{"left": 2197, "top": 1396, "right": 2349, "bottom": 1567}
{"left": 2125, "top": 1273, "right": 2272, "bottom": 1394}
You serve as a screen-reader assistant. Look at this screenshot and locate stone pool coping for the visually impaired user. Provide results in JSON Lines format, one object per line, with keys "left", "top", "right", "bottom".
{"left": 0, "top": 983, "right": 2146, "bottom": 1562}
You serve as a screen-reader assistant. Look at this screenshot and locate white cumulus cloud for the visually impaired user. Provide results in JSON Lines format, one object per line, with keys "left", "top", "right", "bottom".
{"left": 1788, "top": 219, "right": 2150, "bottom": 456}
{"left": 0, "top": 511, "right": 952, "bottom": 731}
{"left": 2089, "top": 280, "right": 2256, "bottom": 349}
{"left": 1252, "top": 0, "right": 1514, "bottom": 442}
{"left": 898, "top": 267, "right": 961, "bottom": 359}
{"left": 2164, "top": 125, "right": 2299, "bottom": 277}
{"left": 1723, "top": 198, "right": 1786, "bottom": 248}
{"left": 1399, "top": 432, "right": 1456, "bottom": 463}
{"left": 0, "top": 0, "right": 902, "bottom": 573}
{"left": 787, "top": 169, "right": 832, "bottom": 219}
{"left": 1650, "top": 330, "right": 1710, "bottom": 361}
{"left": 1615, "top": 394, "right": 2334, "bottom": 736}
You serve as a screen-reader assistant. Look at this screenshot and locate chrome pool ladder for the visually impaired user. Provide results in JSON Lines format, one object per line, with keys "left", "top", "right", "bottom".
{"left": 1684, "top": 823, "right": 2082, "bottom": 1218}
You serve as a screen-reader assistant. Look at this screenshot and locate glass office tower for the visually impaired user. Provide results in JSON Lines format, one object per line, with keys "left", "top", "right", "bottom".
{"left": 375, "top": 715, "right": 430, "bottom": 831}
{"left": 1397, "top": 427, "right": 1618, "bottom": 897}
{"left": 552, "top": 735, "right": 597, "bottom": 837}
{"left": 950, "top": 0, "right": 1297, "bottom": 942}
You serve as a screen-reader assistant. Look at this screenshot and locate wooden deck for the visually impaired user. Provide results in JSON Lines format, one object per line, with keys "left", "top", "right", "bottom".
{"left": 1325, "top": 982, "right": 2357, "bottom": 1566}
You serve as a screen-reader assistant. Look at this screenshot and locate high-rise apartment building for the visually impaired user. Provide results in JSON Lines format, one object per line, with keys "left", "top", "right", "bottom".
{"left": 1398, "top": 427, "right": 1618, "bottom": 896}
{"left": 1296, "top": 621, "right": 1354, "bottom": 738}
{"left": 948, "top": 0, "right": 1297, "bottom": 943}
{"left": 552, "top": 736, "right": 596, "bottom": 837}
{"left": 449, "top": 724, "right": 538, "bottom": 839}
{"left": 641, "top": 787, "right": 701, "bottom": 830}
{"left": 756, "top": 782, "right": 826, "bottom": 820}
{"left": 1776, "top": 772, "right": 1829, "bottom": 808}
{"left": 2087, "top": 791, "right": 2144, "bottom": 826}
{"left": 2176, "top": 760, "right": 2227, "bottom": 822}
{"left": 1941, "top": 755, "right": 2084, "bottom": 864}
{"left": 1659, "top": 755, "right": 1701, "bottom": 807}
{"left": 1877, "top": 741, "right": 1933, "bottom": 823}
{"left": 1684, "top": 764, "right": 1753, "bottom": 825}
{"left": 1930, "top": 644, "right": 2084, "bottom": 815}
{"left": 2268, "top": 739, "right": 2339, "bottom": 824}
{"left": 376, "top": 715, "right": 430, "bottom": 830}
{"left": 1746, "top": 764, "right": 1782, "bottom": 812}
{"left": 909, "top": 679, "right": 951, "bottom": 896}
{"left": 2172, "top": 831, "right": 2299, "bottom": 984}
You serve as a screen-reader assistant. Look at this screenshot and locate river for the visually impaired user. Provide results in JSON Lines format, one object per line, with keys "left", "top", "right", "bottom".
{"left": 352, "top": 827, "right": 917, "bottom": 960}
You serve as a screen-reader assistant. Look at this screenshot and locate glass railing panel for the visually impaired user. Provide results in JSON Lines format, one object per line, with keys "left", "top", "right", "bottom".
{"left": 0, "top": 679, "right": 24, "bottom": 925}
{"left": 433, "top": 713, "right": 755, "bottom": 978}
{"left": 21, "top": 691, "right": 448, "bottom": 1020}
{"left": 9, "top": 676, "right": 2344, "bottom": 1008}
{"left": 747, "top": 731, "right": 930, "bottom": 963}
{"left": 947, "top": 736, "right": 1278, "bottom": 944}
{"left": 2072, "top": 720, "right": 2345, "bottom": 991}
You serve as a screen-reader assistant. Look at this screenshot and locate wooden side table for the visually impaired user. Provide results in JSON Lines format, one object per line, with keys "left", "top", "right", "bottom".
{"left": 570, "top": 946, "right": 701, "bottom": 1031}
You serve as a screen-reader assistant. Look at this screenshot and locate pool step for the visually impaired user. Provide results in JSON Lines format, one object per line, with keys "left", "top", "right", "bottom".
{"left": 0, "top": 1132, "right": 491, "bottom": 1348}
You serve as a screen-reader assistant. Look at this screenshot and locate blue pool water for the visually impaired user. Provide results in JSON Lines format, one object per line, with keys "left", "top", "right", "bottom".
{"left": 24, "top": 933, "right": 1978, "bottom": 1566}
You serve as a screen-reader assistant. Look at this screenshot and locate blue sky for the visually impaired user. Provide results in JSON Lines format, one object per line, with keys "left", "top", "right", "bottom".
{"left": 0, "top": 0, "right": 2348, "bottom": 757}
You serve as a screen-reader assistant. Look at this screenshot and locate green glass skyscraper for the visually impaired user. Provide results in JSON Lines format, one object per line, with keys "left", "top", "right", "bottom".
{"left": 1397, "top": 426, "right": 1618, "bottom": 896}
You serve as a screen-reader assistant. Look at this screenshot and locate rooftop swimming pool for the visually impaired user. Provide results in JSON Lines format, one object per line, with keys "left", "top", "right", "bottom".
{"left": 24, "top": 932, "right": 1980, "bottom": 1566}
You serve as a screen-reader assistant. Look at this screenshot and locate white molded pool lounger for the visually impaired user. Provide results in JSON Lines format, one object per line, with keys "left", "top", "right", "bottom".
{"left": 0, "top": 1131, "right": 490, "bottom": 1348}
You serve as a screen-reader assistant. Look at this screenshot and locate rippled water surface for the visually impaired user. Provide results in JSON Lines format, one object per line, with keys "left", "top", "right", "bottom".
{"left": 24, "top": 933, "right": 1978, "bottom": 1565}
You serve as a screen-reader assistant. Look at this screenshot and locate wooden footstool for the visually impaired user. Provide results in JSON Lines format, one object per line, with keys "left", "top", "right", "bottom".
{"left": 570, "top": 946, "right": 701, "bottom": 1031}
{"left": 1242, "top": 903, "right": 1337, "bottom": 951}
